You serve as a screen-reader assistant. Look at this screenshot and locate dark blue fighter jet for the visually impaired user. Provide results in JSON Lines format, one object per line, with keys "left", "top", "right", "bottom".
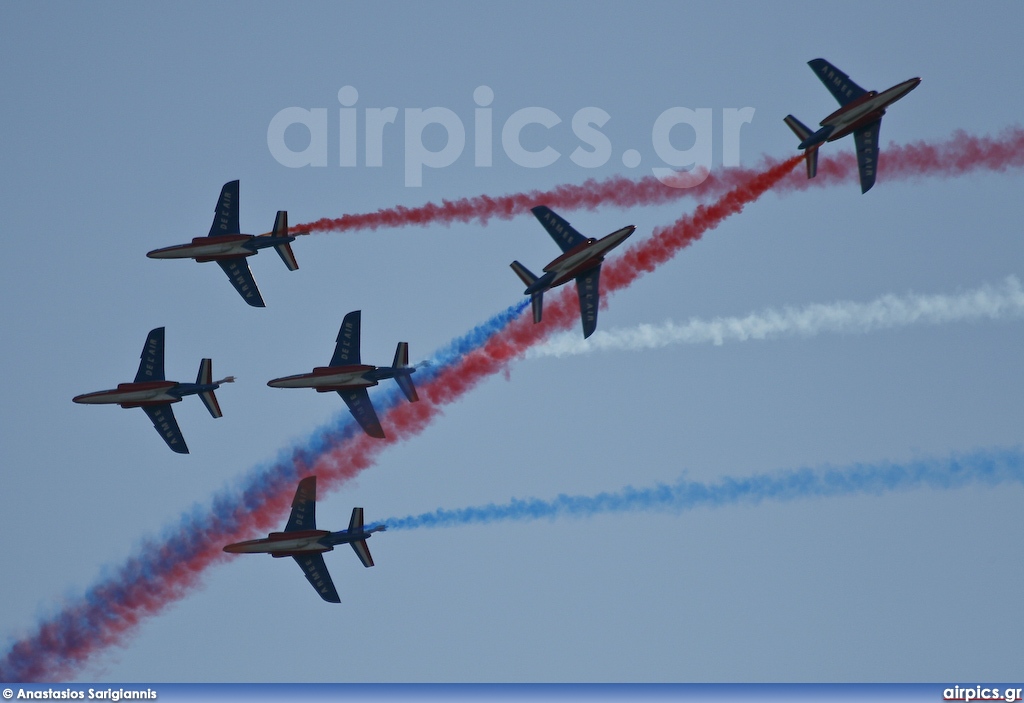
{"left": 223, "top": 476, "right": 385, "bottom": 603}
{"left": 511, "top": 206, "right": 634, "bottom": 339}
{"left": 72, "top": 327, "right": 234, "bottom": 453}
{"left": 147, "top": 180, "right": 300, "bottom": 306}
{"left": 784, "top": 58, "right": 920, "bottom": 193}
{"left": 267, "top": 311, "right": 419, "bottom": 439}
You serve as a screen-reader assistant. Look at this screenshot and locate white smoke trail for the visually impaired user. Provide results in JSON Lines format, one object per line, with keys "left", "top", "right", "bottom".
{"left": 529, "top": 276, "right": 1024, "bottom": 359}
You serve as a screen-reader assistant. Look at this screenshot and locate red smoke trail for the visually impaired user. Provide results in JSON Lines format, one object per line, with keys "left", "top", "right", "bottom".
{"left": 294, "top": 126, "right": 1024, "bottom": 235}
{"left": 7, "top": 122, "right": 1021, "bottom": 680}
{"left": 0, "top": 153, "right": 802, "bottom": 683}
{"left": 302, "top": 155, "right": 803, "bottom": 493}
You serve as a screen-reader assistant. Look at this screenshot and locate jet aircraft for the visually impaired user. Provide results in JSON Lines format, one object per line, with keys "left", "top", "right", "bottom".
{"left": 72, "top": 327, "right": 233, "bottom": 454}
{"left": 147, "top": 180, "right": 299, "bottom": 306}
{"left": 511, "top": 206, "right": 635, "bottom": 339}
{"left": 223, "top": 476, "right": 385, "bottom": 603}
{"left": 267, "top": 310, "right": 418, "bottom": 438}
{"left": 784, "top": 58, "right": 920, "bottom": 193}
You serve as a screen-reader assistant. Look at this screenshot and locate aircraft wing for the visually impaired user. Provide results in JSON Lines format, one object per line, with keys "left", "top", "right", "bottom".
{"left": 292, "top": 553, "right": 341, "bottom": 603}
{"left": 338, "top": 387, "right": 385, "bottom": 438}
{"left": 575, "top": 265, "right": 601, "bottom": 339}
{"left": 208, "top": 180, "right": 241, "bottom": 237}
{"left": 217, "top": 259, "right": 266, "bottom": 307}
{"left": 808, "top": 58, "right": 868, "bottom": 107}
{"left": 531, "top": 206, "right": 587, "bottom": 253}
{"left": 284, "top": 476, "right": 318, "bottom": 532}
{"left": 142, "top": 404, "right": 189, "bottom": 454}
{"left": 330, "top": 311, "right": 361, "bottom": 366}
{"left": 853, "top": 119, "right": 881, "bottom": 194}
{"left": 134, "top": 327, "right": 166, "bottom": 382}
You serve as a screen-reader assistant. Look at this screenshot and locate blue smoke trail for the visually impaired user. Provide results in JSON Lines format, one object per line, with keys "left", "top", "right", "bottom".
{"left": 375, "top": 447, "right": 1024, "bottom": 531}
{"left": 214, "top": 299, "right": 530, "bottom": 535}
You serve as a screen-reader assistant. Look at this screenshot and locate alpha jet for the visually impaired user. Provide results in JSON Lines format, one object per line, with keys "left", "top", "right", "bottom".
{"left": 784, "top": 58, "right": 920, "bottom": 193}
{"left": 267, "top": 310, "right": 418, "bottom": 438}
{"left": 511, "top": 206, "right": 635, "bottom": 339}
{"left": 147, "top": 180, "right": 299, "bottom": 306}
{"left": 223, "top": 476, "right": 385, "bottom": 603}
{"left": 72, "top": 327, "right": 233, "bottom": 454}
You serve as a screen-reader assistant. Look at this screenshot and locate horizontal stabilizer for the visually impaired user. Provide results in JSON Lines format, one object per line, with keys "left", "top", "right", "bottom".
{"left": 783, "top": 114, "right": 813, "bottom": 142}
{"left": 510, "top": 260, "right": 538, "bottom": 288}
{"left": 395, "top": 374, "right": 418, "bottom": 403}
{"left": 350, "top": 539, "right": 374, "bottom": 568}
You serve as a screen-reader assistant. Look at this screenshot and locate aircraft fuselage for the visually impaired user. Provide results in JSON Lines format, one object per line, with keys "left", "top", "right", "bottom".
{"left": 267, "top": 365, "right": 379, "bottom": 391}
{"left": 146, "top": 234, "right": 296, "bottom": 263}
{"left": 224, "top": 530, "right": 334, "bottom": 556}
{"left": 73, "top": 381, "right": 181, "bottom": 408}
{"left": 73, "top": 379, "right": 224, "bottom": 408}
{"left": 805, "top": 78, "right": 920, "bottom": 148}
{"left": 224, "top": 525, "right": 385, "bottom": 557}
{"left": 542, "top": 225, "right": 635, "bottom": 289}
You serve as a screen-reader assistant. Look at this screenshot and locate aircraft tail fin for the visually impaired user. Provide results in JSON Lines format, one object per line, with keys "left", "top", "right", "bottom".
{"left": 347, "top": 508, "right": 375, "bottom": 567}
{"left": 510, "top": 261, "right": 544, "bottom": 323}
{"left": 196, "top": 358, "right": 229, "bottom": 418}
{"left": 271, "top": 211, "right": 299, "bottom": 271}
{"left": 783, "top": 115, "right": 819, "bottom": 179}
{"left": 391, "top": 342, "right": 419, "bottom": 402}
{"left": 530, "top": 291, "right": 543, "bottom": 323}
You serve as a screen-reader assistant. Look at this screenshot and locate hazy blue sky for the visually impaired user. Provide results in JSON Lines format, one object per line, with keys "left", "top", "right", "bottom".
{"left": 1, "top": 1, "right": 1023, "bottom": 682}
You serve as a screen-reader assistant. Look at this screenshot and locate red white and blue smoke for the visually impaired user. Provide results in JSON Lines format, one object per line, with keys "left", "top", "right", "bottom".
{"left": 2, "top": 127, "right": 1023, "bottom": 681}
